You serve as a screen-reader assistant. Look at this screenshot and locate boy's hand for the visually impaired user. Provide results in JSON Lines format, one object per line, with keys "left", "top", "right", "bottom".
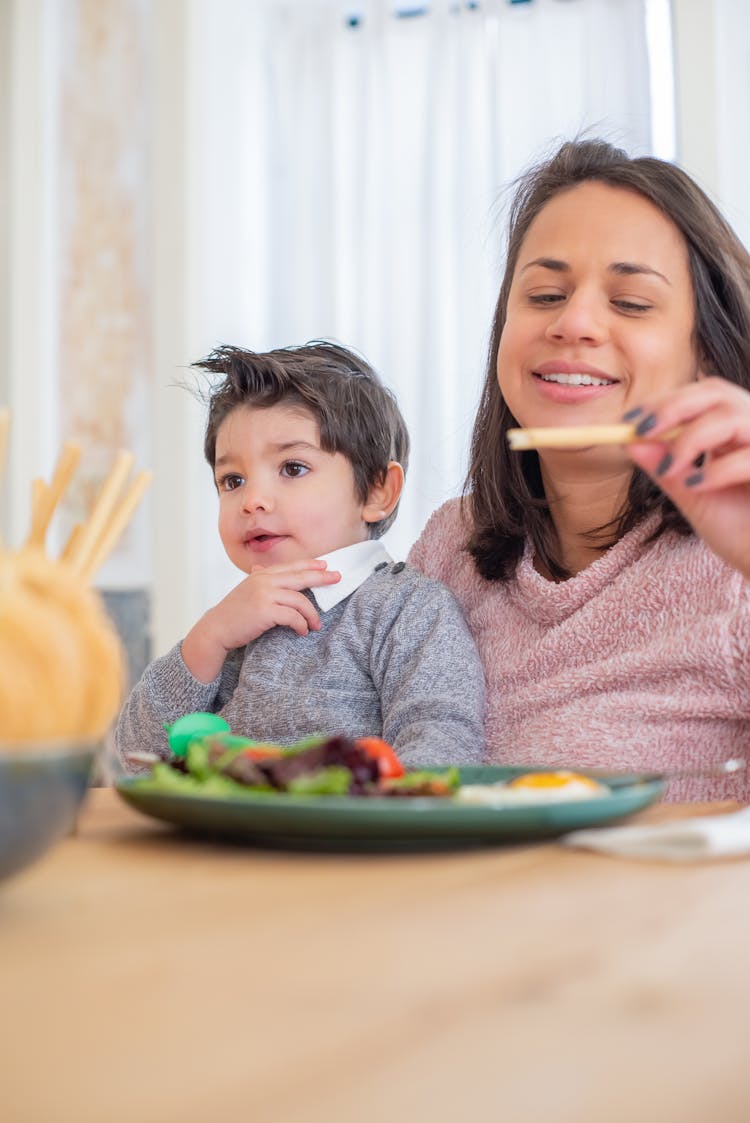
{"left": 181, "top": 560, "right": 341, "bottom": 683}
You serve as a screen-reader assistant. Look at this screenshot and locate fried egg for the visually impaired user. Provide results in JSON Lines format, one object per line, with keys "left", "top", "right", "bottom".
{"left": 455, "top": 770, "right": 609, "bottom": 807}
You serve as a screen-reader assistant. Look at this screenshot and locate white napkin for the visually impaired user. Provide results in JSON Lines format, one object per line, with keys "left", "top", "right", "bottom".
{"left": 563, "top": 805, "right": 750, "bottom": 861}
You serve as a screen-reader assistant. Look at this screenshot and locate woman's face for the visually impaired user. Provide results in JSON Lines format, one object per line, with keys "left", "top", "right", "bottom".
{"left": 497, "top": 181, "right": 700, "bottom": 434}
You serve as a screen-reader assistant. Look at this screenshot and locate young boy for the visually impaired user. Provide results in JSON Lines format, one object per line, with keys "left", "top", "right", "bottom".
{"left": 115, "top": 342, "right": 484, "bottom": 770}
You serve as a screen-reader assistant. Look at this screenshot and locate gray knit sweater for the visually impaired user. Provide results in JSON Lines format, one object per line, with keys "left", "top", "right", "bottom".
{"left": 115, "top": 561, "right": 485, "bottom": 772}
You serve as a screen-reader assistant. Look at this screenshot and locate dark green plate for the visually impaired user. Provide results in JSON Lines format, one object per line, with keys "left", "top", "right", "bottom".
{"left": 115, "top": 766, "right": 665, "bottom": 852}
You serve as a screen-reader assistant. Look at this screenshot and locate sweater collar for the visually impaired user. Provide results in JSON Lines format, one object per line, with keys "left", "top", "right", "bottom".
{"left": 312, "top": 539, "right": 393, "bottom": 612}
{"left": 511, "top": 512, "right": 664, "bottom": 626}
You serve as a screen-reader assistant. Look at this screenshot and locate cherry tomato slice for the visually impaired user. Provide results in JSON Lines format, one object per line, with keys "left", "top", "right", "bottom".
{"left": 356, "top": 736, "right": 405, "bottom": 779}
{"left": 242, "top": 744, "right": 285, "bottom": 761}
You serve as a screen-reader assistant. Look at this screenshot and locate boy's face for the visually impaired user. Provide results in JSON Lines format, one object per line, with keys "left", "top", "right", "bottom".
{"left": 214, "top": 403, "right": 372, "bottom": 572}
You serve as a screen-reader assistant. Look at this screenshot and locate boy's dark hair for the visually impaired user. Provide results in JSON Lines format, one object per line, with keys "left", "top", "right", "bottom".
{"left": 195, "top": 341, "right": 409, "bottom": 538}
{"left": 467, "top": 137, "right": 750, "bottom": 581}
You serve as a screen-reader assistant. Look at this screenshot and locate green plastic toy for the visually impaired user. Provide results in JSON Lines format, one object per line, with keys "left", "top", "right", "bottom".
{"left": 164, "top": 712, "right": 231, "bottom": 757}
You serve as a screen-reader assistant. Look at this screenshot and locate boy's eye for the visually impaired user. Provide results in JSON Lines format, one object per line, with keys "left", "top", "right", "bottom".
{"left": 281, "top": 460, "right": 309, "bottom": 478}
{"left": 218, "top": 474, "right": 244, "bottom": 491}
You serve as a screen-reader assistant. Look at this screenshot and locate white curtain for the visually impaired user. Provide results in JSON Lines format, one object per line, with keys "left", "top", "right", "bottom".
{"left": 184, "top": 0, "right": 654, "bottom": 606}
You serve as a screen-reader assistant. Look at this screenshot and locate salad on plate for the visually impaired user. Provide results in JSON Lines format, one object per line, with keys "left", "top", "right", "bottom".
{"left": 126, "top": 712, "right": 611, "bottom": 806}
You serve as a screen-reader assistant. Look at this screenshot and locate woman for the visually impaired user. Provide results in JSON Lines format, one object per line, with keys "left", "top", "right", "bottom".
{"left": 408, "top": 138, "right": 750, "bottom": 801}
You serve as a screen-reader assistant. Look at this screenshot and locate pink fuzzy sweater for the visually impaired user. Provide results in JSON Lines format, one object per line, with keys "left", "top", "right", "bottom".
{"left": 408, "top": 499, "right": 750, "bottom": 803}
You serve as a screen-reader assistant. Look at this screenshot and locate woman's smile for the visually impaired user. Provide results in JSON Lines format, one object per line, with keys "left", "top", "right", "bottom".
{"left": 532, "top": 359, "right": 618, "bottom": 403}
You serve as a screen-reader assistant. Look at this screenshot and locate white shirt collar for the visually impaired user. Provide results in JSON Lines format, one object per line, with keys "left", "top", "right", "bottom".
{"left": 312, "top": 539, "right": 393, "bottom": 612}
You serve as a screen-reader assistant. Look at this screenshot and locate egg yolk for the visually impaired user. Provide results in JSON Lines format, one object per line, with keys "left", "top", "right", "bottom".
{"left": 507, "top": 770, "right": 601, "bottom": 791}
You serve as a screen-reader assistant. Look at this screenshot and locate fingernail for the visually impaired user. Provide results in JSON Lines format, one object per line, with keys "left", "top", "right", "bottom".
{"left": 622, "top": 407, "right": 643, "bottom": 421}
{"left": 635, "top": 413, "right": 658, "bottom": 437}
{"left": 656, "top": 452, "right": 673, "bottom": 477}
{"left": 693, "top": 452, "right": 706, "bottom": 468}
{"left": 685, "top": 472, "right": 704, "bottom": 487}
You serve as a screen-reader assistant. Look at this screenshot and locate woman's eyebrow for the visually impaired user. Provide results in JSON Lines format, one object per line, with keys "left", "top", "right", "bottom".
{"left": 520, "top": 257, "right": 567, "bottom": 274}
{"left": 520, "top": 256, "right": 670, "bottom": 284}
{"left": 609, "top": 261, "right": 670, "bottom": 284}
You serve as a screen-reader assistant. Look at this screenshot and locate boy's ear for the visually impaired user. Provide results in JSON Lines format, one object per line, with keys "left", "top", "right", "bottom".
{"left": 362, "top": 461, "right": 404, "bottom": 525}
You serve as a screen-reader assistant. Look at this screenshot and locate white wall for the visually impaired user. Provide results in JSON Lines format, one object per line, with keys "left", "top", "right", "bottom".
{"left": 3, "top": 0, "right": 55, "bottom": 550}
{"left": 672, "top": 0, "right": 750, "bottom": 248}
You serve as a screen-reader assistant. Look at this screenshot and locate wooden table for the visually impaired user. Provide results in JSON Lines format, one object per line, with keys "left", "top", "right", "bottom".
{"left": 2, "top": 790, "right": 750, "bottom": 1123}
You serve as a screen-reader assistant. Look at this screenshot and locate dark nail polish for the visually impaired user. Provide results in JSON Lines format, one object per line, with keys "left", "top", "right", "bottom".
{"left": 634, "top": 413, "right": 658, "bottom": 437}
{"left": 622, "top": 407, "right": 643, "bottom": 422}
{"left": 693, "top": 452, "right": 706, "bottom": 469}
{"left": 685, "top": 472, "right": 704, "bottom": 487}
{"left": 656, "top": 452, "right": 673, "bottom": 477}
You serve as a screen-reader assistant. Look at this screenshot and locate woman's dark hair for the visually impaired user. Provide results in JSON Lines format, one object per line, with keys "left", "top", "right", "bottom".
{"left": 195, "top": 341, "right": 409, "bottom": 538}
{"left": 467, "top": 138, "right": 750, "bottom": 580}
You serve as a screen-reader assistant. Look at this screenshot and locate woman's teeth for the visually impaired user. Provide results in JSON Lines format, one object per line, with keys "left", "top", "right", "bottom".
{"left": 539, "top": 372, "right": 612, "bottom": 386}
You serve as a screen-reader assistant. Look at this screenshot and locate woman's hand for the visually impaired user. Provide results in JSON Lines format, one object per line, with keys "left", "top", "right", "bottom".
{"left": 181, "top": 559, "right": 341, "bottom": 683}
{"left": 626, "top": 376, "right": 750, "bottom": 580}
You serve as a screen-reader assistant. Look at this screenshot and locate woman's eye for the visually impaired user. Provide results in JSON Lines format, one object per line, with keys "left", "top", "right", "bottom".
{"left": 528, "top": 293, "right": 565, "bottom": 305}
{"left": 613, "top": 299, "right": 652, "bottom": 313}
{"left": 281, "top": 461, "right": 309, "bottom": 479}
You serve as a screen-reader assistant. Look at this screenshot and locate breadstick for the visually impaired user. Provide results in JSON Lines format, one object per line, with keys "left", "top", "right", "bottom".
{"left": 65, "top": 450, "right": 134, "bottom": 575}
{"left": 60, "top": 522, "right": 85, "bottom": 564}
{"left": 507, "top": 423, "right": 681, "bottom": 450}
{"left": 25, "top": 442, "right": 82, "bottom": 549}
{"left": 28, "top": 478, "right": 48, "bottom": 546}
{"left": 80, "top": 469, "right": 153, "bottom": 582}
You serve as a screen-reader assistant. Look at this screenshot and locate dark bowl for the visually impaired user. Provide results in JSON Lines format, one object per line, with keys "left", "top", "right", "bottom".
{"left": 0, "top": 744, "right": 97, "bottom": 882}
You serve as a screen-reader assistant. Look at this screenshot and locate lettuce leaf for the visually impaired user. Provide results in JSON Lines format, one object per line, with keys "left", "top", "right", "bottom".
{"left": 286, "top": 766, "right": 352, "bottom": 796}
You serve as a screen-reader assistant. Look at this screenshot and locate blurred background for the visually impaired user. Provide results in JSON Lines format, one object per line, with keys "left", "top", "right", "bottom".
{"left": 1, "top": 0, "right": 748, "bottom": 685}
